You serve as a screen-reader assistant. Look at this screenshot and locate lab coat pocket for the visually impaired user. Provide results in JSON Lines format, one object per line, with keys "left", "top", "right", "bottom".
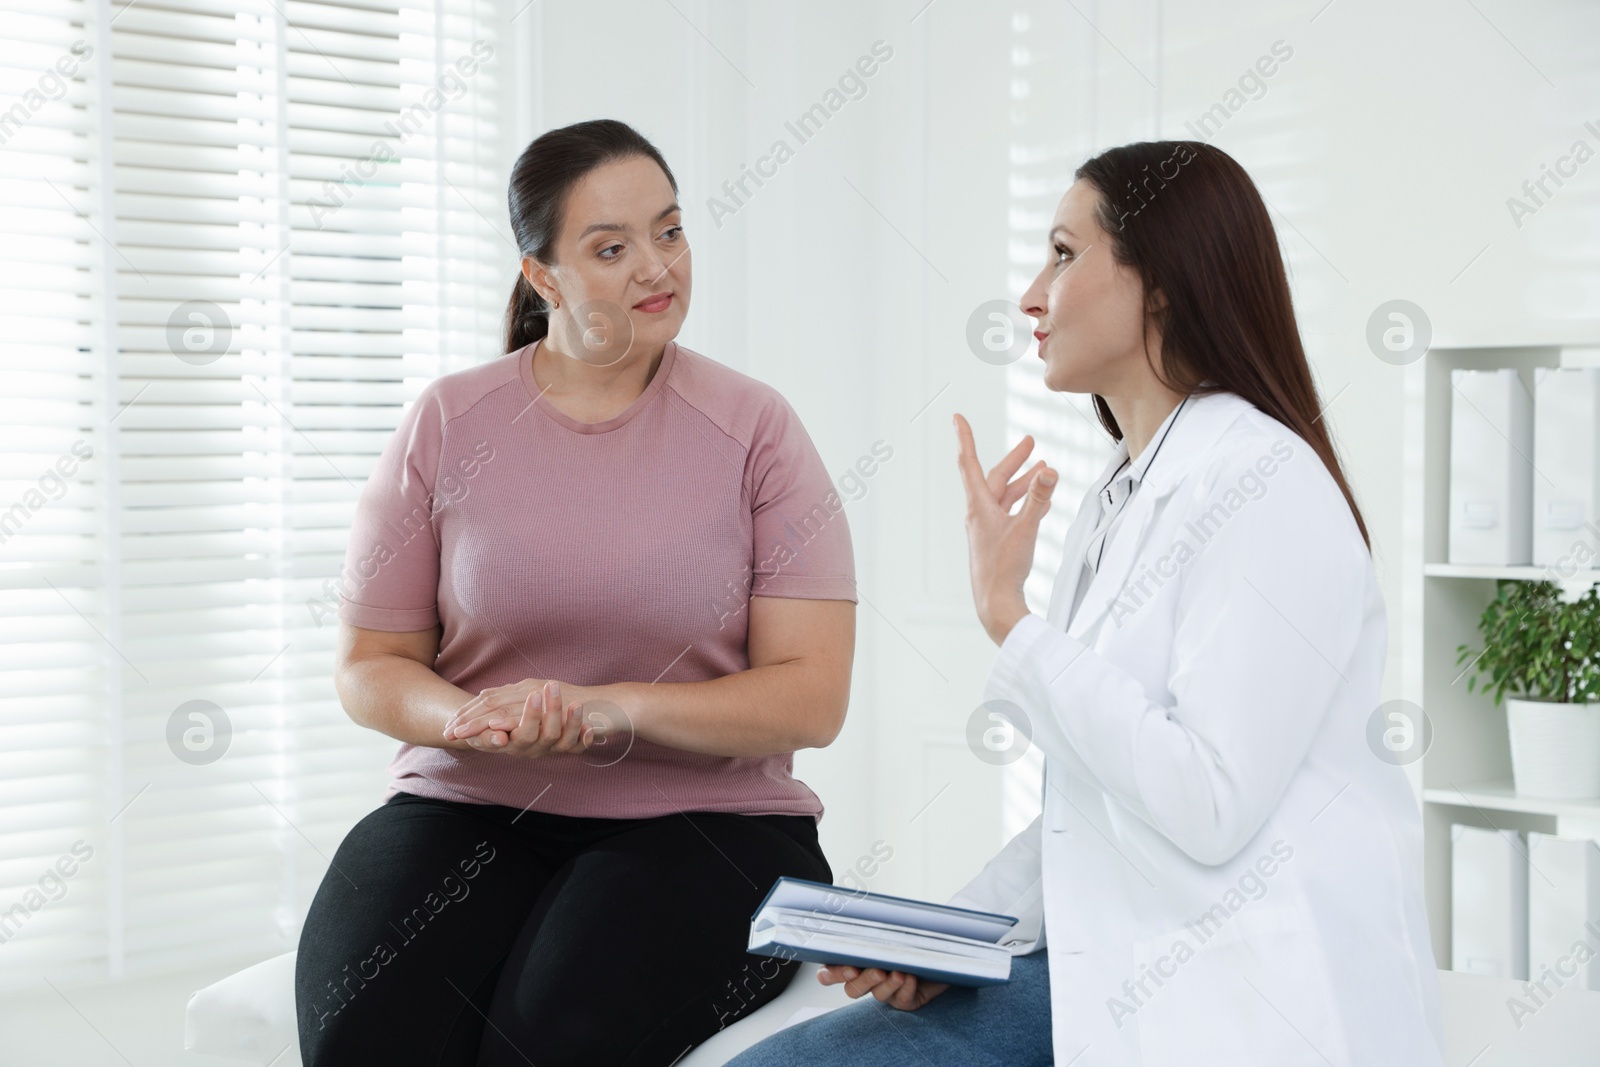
{"left": 1126, "top": 904, "right": 1349, "bottom": 1066}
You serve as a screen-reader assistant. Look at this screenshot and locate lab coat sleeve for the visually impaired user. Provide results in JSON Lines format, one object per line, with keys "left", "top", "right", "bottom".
{"left": 944, "top": 813, "right": 1047, "bottom": 953}
{"left": 984, "top": 443, "right": 1367, "bottom": 867}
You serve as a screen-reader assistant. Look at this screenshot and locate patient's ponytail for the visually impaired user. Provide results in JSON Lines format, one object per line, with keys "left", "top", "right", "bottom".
{"left": 504, "top": 271, "right": 548, "bottom": 352}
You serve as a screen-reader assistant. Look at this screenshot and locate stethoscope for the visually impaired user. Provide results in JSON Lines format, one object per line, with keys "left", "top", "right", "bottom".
{"left": 1092, "top": 393, "right": 1191, "bottom": 571}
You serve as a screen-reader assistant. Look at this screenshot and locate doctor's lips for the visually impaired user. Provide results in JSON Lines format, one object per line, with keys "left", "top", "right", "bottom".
{"left": 1033, "top": 329, "right": 1049, "bottom": 354}
{"left": 633, "top": 291, "right": 674, "bottom": 313}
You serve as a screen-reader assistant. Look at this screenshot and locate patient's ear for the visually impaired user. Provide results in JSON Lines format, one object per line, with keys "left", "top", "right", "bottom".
{"left": 522, "top": 256, "right": 559, "bottom": 306}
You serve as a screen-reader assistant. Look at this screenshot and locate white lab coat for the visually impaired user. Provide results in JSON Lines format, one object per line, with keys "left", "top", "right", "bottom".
{"left": 946, "top": 389, "right": 1445, "bottom": 1066}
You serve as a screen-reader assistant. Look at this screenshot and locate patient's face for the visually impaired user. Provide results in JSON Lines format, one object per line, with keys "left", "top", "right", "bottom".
{"left": 1019, "top": 179, "right": 1152, "bottom": 396}
{"left": 529, "top": 154, "right": 691, "bottom": 366}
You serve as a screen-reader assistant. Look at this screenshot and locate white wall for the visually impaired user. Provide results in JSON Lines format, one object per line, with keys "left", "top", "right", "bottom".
{"left": 510, "top": 0, "right": 1600, "bottom": 906}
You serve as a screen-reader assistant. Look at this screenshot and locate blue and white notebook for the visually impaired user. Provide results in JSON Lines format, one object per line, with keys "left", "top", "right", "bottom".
{"left": 746, "top": 876, "right": 1019, "bottom": 987}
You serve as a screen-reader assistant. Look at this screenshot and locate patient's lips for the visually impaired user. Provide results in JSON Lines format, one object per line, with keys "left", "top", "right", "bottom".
{"left": 634, "top": 292, "right": 673, "bottom": 313}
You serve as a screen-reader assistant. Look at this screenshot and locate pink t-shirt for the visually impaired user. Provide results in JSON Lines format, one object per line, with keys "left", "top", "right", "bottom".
{"left": 337, "top": 338, "right": 857, "bottom": 823}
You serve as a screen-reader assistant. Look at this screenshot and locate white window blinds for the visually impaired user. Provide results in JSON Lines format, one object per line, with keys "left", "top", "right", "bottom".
{"left": 0, "top": 0, "right": 510, "bottom": 988}
{"left": 998, "top": 4, "right": 1115, "bottom": 839}
{"left": 1, "top": 0, "right": 107, "bottom": 990}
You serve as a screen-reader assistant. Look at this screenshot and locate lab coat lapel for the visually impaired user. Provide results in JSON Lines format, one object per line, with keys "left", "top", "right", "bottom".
{"left": 1043, "top": 449, "right": 1126, "bottom": 631}
{"left": 1054, "top": 389, "right": 1257, "bottom": 641}
{"left": 1065, "top": 483, "right": 1164, "bottom": 641}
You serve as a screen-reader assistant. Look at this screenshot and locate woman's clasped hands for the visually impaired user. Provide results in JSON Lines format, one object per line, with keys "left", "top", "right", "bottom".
{"left": 442, "top": 678, "right": 601, "bottom": 758}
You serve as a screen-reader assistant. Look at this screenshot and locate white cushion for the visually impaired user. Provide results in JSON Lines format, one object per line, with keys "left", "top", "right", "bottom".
{"left": 677, "top": 963, "right": 854, "bottom": 1066}
{"left": 184, "top": 950, "right": 302, "bottom": 1065}
{"left": 183, "top": 951, "right": 850, "bottom": 1066}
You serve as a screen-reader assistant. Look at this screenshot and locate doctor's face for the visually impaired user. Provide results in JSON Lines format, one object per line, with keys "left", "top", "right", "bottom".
{"left": 1019, "top": 179, "right": 1156, "bottom": 396}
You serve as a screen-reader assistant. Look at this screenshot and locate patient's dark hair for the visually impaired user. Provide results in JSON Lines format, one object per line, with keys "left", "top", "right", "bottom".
{"left": 503, "top": 119, "right": 678, "bottom": 353}
{"left": 1074, "top": 140, "right": 1369, "bottom": 552}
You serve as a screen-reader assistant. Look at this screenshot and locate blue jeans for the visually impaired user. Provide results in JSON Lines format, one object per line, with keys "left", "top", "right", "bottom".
{"left": 722, "top": 949, "right": 1053, "bottom": 1067}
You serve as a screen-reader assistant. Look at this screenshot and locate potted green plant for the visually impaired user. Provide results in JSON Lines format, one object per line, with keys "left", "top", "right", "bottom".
{"left": 1456, "top": 579, "right": 1600, "bottom": 799}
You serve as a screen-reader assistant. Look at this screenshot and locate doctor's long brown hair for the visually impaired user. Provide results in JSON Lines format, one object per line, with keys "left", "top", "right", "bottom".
{"left": 1074, "top": 141, "right": 1370, "bottom": 552}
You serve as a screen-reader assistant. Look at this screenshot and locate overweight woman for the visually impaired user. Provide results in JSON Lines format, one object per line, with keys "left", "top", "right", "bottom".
{"left": 295, "top": 119, "right": 857, "bottom": 1066}
{"left": 727, "top": 141, "right": 1444, "bottom": 1066}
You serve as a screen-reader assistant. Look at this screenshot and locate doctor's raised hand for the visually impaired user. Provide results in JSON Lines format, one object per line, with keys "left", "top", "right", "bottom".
{"left": 951, "top": 415, "right": 1058, "bottom": 647}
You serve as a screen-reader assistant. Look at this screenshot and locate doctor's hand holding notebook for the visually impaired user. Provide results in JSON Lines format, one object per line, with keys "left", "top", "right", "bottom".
{"left": 746, "top": 876, "right": 1020, "bottom": 1011}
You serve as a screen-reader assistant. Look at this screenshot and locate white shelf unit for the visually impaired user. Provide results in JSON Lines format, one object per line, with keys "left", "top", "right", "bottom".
{"left": 1406, "top": 343, "right": 1600, "bottom": 968}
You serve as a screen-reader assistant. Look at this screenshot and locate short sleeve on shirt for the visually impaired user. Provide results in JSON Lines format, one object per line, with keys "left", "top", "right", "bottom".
{"left": 745, "top": 393, "right": 858, "bottom": 603}
{"left": 337, "top": 381, "right": 446, "bottom": 632}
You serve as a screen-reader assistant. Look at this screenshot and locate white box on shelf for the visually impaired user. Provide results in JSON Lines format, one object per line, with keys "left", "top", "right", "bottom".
{"left": 1452, "top": 824, "right": 1529, "bottom": 980}
{"left": 1449, "top": 368, "right": 1533, "bottom": 565}
{"left": 1533, "top": 367, "right": 1600, "bottom": 569}
{"left": 1528, "top": 832, "right": 1600, "bottom": 992}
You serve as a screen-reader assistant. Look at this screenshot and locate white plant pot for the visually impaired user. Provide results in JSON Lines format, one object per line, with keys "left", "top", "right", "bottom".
{"left": 1506, "top": 697, "right": 1600, "bottom": 800}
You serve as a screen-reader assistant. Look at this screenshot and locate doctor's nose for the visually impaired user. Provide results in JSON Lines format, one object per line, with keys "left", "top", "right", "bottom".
{"left": 1019, "top": 271, "right": 1048, "bottom": 322}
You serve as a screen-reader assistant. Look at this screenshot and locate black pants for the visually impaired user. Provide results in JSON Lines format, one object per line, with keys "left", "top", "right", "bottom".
{"left": 295, "top": 791, "right": 833, "bottom": 1067}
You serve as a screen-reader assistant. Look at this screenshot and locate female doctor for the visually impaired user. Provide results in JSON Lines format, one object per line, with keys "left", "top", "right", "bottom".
{"left": 726, "top": 140, "right": 1445, "bottom": 1066}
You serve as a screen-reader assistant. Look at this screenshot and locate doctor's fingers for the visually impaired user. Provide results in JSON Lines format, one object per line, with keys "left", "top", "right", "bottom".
{"left": 951, "top": 414, "right": 1035, "bottom": 496}
{"left": 956, "top": 421, "right": 1049, "bottom": 519}
{"left": 1014, "top": 466, "right": 1058, "bottom": 526}
{"left": 839, "top": 967, "right": 900, "bottom": 1000}
{"left": 983, "top": 433, "right": 1037, "bottom": 496}
{"left": 818, "top": 964, "right": 870, "bottom": 994}
{"left": 999, "top": 459, "right": 1048, "bottom": 511}
{"left": 873, "top": 972, "right": 921, "bottom": 1007}
{"left": 951, "top": 414, "right": 1009, "bottom": 512}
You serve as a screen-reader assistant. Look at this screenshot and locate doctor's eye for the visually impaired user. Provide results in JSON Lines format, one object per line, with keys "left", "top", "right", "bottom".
{"left": 1053, "top": 242, "right": 1074, "bottom": 265}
